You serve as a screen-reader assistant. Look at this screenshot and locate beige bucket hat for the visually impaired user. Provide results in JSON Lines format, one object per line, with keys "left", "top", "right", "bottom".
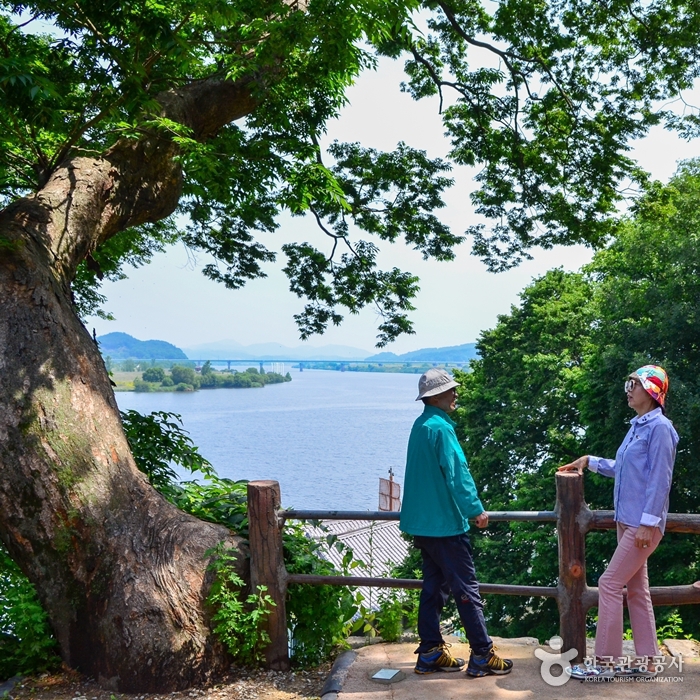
{"left": 416, "top": 368, "right": 459, "bottom": 401}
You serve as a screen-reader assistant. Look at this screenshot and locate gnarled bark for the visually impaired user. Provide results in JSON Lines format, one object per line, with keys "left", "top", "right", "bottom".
{"left": 0, "top": 73, "right": 260, "bottom": 691}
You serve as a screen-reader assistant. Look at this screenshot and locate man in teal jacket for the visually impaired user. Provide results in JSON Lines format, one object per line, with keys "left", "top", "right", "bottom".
{"left": 400, "top": 368, "right": 513, "bottom": 678}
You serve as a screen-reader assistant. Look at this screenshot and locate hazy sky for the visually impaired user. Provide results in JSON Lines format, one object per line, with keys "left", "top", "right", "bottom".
{"left": 88, "top": 57, "right": 700, "bottom": 354}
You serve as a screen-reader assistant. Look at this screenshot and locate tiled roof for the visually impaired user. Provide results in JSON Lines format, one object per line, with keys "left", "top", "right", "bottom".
{"left": 304, "top": 519, "right": 410, "bottom": 605}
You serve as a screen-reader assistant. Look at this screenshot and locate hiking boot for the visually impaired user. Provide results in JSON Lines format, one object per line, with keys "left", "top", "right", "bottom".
{"left": 414, "top": 643, "right": 466, "bottom": 674}
{"left": 466, "top": 647, "right": 513, "bottom": 677}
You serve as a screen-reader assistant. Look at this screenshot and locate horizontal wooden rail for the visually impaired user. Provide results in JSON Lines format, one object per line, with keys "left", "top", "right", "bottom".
{"left": 280, "top": 509, "right": 557, "bottom": 522}
{"left": 581, "top": 584, "right": 700, "bottom": 609}
{"left": 661, "top": 514, "right": 700, "bottom": 533}
{"left": 287, "top": 573, "right": 558, "bottom": 597}
{"left": 589, "top": 511, "right": 700, "bottom": 533}
{"left": 479, "top": 583, "right": 558, "bottom": 597}
{"left": 288, "top": 578, "right": 700, "bottom": 606}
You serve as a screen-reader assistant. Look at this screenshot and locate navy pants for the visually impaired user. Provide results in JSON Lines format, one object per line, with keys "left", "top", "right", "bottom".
{"left": 414, "top": 533, "right": 492, "bottom": 656}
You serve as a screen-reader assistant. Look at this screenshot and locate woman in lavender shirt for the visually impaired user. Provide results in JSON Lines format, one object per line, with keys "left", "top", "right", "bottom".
{"left": 558, "top": 365, "right": 678, "bottom": 679}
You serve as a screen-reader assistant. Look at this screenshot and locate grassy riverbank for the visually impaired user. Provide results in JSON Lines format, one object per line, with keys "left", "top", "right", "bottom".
{"left": 112, "top": 367, "right": 292, "bottom": 392}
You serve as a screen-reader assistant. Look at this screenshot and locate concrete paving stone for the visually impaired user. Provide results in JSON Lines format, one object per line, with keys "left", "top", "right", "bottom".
{"left": 338, "top": 639, "right": 700, "bottom": 700}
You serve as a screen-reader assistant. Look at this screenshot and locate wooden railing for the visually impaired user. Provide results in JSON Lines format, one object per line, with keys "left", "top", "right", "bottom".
{"left": 247, "top": 473, "right": 700, "bottom": 670}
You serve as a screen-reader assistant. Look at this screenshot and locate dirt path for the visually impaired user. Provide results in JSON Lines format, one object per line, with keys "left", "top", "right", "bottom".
{"left": 5, "top": 664, "right": 332, "bottom": 700}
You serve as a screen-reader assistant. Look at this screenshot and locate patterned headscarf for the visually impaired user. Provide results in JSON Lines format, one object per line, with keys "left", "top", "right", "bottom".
{"left": 634, "top": 365, "right": 669, "bottom": 407}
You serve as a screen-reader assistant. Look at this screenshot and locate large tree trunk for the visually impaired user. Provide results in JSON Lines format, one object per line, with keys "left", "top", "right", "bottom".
{"left": 0, "top": 78, "right": 259, "bottom": 691}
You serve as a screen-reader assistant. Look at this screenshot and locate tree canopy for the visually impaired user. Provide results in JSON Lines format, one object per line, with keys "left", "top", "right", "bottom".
{"left": 5, "top": 0, "right": 700, "bottom": 684}
{"left": 454, "top": 160, "right": 700, "bottom": 640}
{"left": 3, "top": 0, "right": 700, "bottom": 343}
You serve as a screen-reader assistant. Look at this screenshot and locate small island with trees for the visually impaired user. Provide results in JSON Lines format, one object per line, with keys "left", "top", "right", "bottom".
{"left": 98, "top": 333, "right": 294, "bottom": 390}
{"left": 115, "top": 361, "right": 292, "bottom": 392}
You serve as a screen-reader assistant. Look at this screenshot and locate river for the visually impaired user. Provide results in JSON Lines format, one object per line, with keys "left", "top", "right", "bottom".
{"left": 115, "top": 369, "right": 422, "bottom": 510}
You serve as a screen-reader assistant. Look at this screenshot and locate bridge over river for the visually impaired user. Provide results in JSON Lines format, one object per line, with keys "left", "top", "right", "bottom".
{"left": 157, "top": 358, "right": 473, "bottom": 372}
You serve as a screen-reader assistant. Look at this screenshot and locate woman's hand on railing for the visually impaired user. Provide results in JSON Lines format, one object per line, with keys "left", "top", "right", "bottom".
{"left": 557, "top": 456, "right": 589, "bottom": 475}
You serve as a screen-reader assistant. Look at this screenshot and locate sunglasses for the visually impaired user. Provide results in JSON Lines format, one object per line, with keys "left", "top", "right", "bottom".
{"left": 624, "top": 379, "right": 641, "bottom": 393}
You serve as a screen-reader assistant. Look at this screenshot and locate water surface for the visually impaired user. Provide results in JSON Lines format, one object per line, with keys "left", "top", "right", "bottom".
{"left": 116, "top": 370, "right": 422, "bottom": 510}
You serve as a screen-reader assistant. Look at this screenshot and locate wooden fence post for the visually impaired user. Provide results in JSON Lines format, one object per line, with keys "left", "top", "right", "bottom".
{"left": 248, "top": 480, "right": 289, "bottom": 670}
{"left": 556, "top": 472, "right": 591, "bottom": 661}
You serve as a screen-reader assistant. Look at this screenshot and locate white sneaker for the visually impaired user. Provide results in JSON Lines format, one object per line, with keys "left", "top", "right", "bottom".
{"left": 614, "top": 666, "right": 658, "bottom": 678}
{"left": 567, "top": 664, "right": 615, "bottom": 681}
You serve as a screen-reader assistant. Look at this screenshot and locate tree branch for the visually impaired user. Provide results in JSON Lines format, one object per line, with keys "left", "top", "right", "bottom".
{"left": 156, "top": 74, "right": 259, "bottom": 140}
{"left": 409, "top": 46, "right": 445, "bottom": 113}
{"left": 436, "top": 0, "right": 575, "bottom": 112}
{"left": 71, "top": 2, "right": 130, "bottom": 73}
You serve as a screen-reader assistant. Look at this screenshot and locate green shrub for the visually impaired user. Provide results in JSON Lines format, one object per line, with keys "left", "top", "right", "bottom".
{"left": 375, "top": 588, "right": 420, "bottom": 642}
{"left": 171, "top": 365, "right": 200, "bottom": 388}
{"left": 161, "top": 376, "right": 174, "bottom": 387}
{"left": 193, "top": 370, "right": 292, "bottom": 390}
{"left": 172, "top": 479, "right": 249, "bottom": 531}
{"left": 175, "top": 382, "right": 194, "bottom": 392}
{"left": 0, "top": 546, "right": 60, "bottom": 680}
{"left": 207, "top": 545, "right": 275, "bottom": 665}
{"left": 199, "top": 373, "right": 217, "bottom": 388}
{"left": 219, "top": 373, "right": 252, "bottom": 388}
{"left": 657, "top": 611, "right": 695, "bottom": 643}
{"left": 142, "top": 367, "right": 165, "bottom": 382}
{"left": 120, "top": 410, "right": 216, "bottom": 501}
{"left": 133, "top": 378, "right": 151, "bottom": 392}
{"left": 283, "top": 525, "right": 358, "bottom": 666}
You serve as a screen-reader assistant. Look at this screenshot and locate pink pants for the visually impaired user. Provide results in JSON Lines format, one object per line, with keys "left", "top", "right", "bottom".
{"left": 594, "top": 523, "right": 663, "bottom": 660}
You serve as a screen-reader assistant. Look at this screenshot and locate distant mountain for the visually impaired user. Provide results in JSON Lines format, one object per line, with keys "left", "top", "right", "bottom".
{"left": 365, "top": 343, "right": 478, "bottom": 363}
{"left": 98, "top": 332, "right": 188, "bottom": 360}
{"left": 183, "top": 340, "right": 371, "bottom": 361}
